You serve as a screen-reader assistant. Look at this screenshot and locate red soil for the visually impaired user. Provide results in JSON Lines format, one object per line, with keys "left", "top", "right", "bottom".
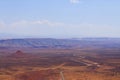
{"left": 15, "top": 69, "right": 61, "bottom": 80}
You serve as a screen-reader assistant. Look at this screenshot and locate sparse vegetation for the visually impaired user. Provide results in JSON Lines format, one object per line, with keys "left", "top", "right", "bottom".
{"left": 0, "top": 48, "right": 120, "bottom": 80}
{"left": 0, "top": 39, "right": 120, "bottom": 80}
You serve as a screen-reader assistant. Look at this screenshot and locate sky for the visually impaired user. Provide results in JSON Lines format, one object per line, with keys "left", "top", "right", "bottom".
{"left": 0, "top": 0, "right": 120, "bottom": 38}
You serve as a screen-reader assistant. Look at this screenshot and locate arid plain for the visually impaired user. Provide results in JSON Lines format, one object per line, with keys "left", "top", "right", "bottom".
{"left": 0, "top": 38, "right": 120, "bottom": 80}
{"left": 0, "top": 48, "right": 120, "bottom": 80}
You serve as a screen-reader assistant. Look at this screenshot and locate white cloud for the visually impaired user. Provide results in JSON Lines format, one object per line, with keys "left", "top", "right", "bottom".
{"left": 11, "top": 20, "right": 29, "bottom": 27}
{"left": 32, "top": 20, "right": 64, "bottom": 26}
{"left": 10, "top": 20, "right": 64, "bottom": 27}
{"left": 0, "top": 20, "right": 119, "bottom": 38}
{"left": 70, "top": 0, "right": 80, "bottom": 4}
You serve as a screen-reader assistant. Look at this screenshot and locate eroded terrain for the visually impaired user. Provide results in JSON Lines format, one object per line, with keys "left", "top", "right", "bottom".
{"left": 0, "top": 48, "right": 120, "bottom": 80}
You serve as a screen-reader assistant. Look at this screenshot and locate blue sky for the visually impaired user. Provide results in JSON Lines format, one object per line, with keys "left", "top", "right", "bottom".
{"left": 0, "top": 0, "right": 120, "bottom": 38}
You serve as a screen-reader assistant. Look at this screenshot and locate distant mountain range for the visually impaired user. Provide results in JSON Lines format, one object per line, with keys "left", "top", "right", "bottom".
{"left": 0, "top": 38, "right": 120, "bottom": 49}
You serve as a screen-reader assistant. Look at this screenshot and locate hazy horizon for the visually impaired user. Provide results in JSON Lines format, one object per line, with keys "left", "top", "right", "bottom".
{"left": 0, "top": 0, "right": 120, "bottom": 38}
{"left": 1, "top": 32, "right": 120, "bottom": 39}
